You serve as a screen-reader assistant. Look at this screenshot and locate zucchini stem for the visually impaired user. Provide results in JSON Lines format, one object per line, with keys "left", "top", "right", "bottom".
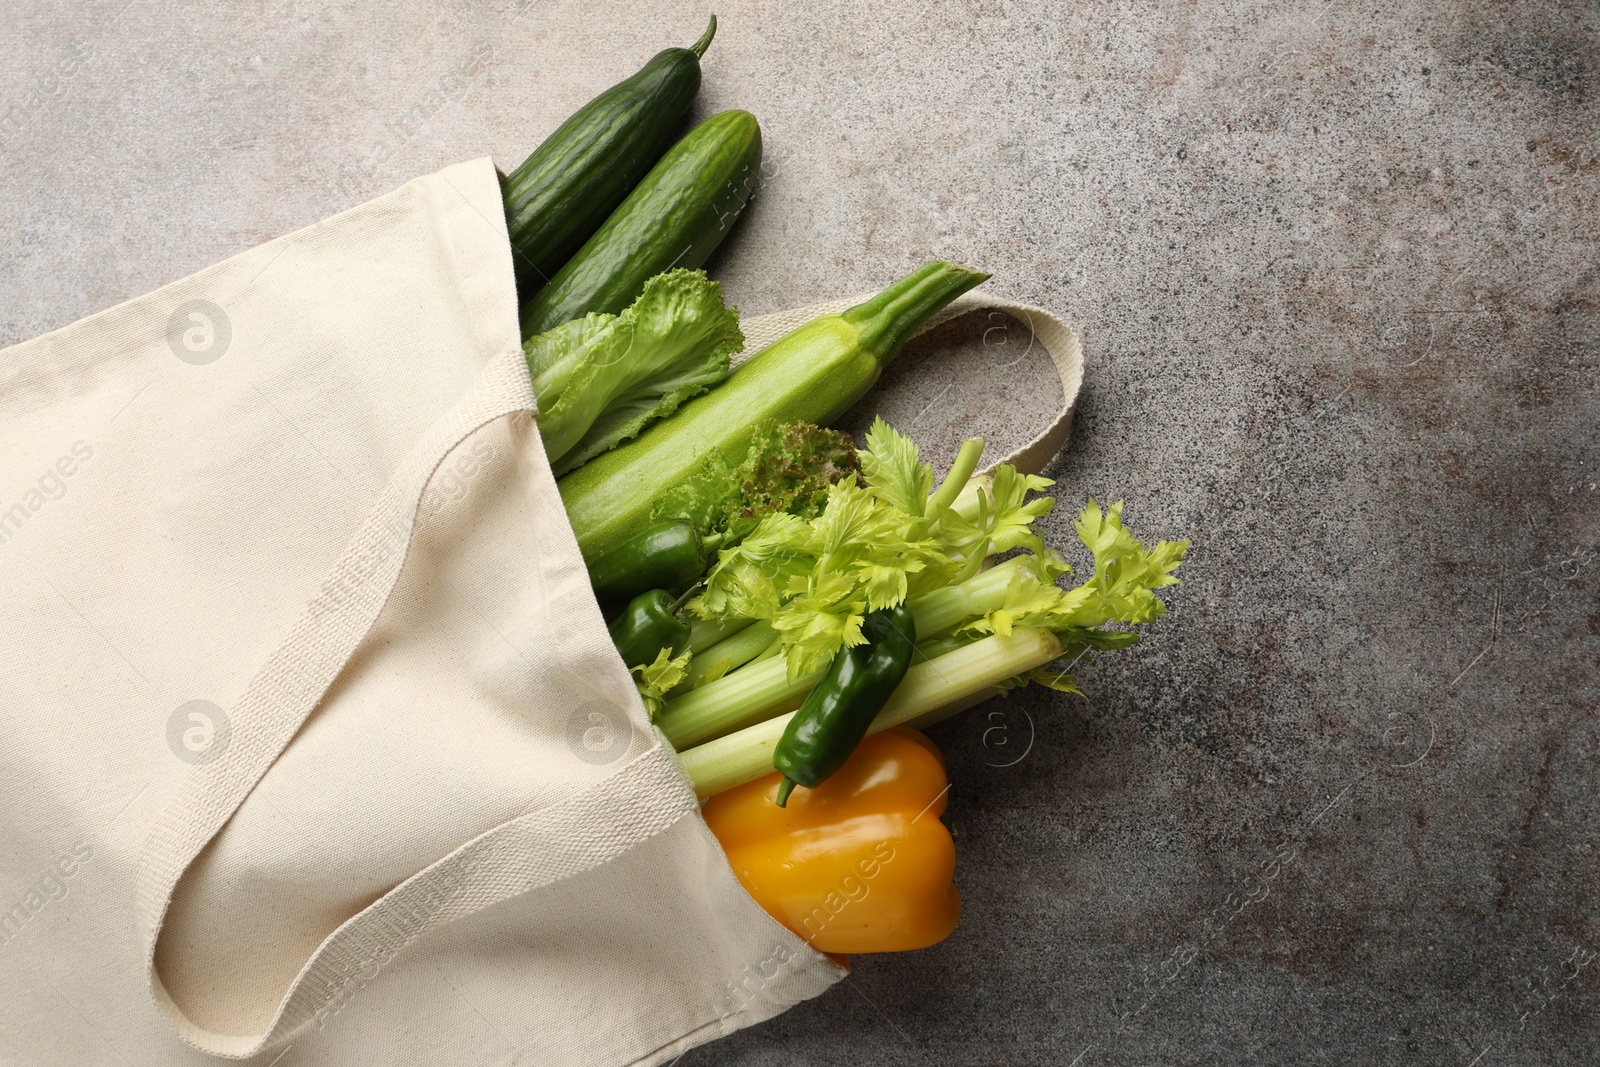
{"left": 667, "top": 584, "right": 702, "bottom": 615}
{"left": 841, "top": 262, "right": 989, "bottom": 367}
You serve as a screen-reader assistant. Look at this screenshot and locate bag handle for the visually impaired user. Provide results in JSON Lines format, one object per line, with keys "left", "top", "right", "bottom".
{"left": 737, "top": 290, "right": 1084, "bottom": 476}
{"left": 135, "top": 345, "right": 702, "bottom": 1059}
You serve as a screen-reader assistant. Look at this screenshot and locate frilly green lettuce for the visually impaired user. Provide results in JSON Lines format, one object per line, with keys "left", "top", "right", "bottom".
{"left": 526, "top": 269, "right": 742, "bottom": 476}
{"left": 650, "top": 420, "right": 859, "bottom": 541}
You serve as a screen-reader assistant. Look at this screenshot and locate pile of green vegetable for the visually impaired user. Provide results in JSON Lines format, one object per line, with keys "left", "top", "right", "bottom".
{"left": 497, "top": 16, "right": 1189, "bottom": 803}
{"left": 644, "top": 423, "right": 1186, "bottom": 799}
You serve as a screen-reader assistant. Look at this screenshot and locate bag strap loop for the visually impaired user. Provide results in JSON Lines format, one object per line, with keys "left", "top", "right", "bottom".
{"left": 738, "top": 290, "right": 1084, "bottom": 475}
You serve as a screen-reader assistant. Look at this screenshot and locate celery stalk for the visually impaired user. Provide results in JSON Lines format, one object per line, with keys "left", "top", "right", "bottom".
{"left": 928, "top": 437, "right": 985, "bottom": 516}
{"left": 677, "top": 627, "right": 1062, "bottom": 798}
{"left": 656, "top": 559, "right": 1017, "bottom": 751}
{"left": 658, "top": 556, "right": 1024, "bottom": 748}
{"left": 950, "top": 473, "right": 992, "bottom": 523}
{"left": 908, "top": 554, "right": 1025, "bottom": 636}
{"left": 658, "top": 655, "right": 821, "bottom": 749}
{"left": 901, "top": 686, "right": 1001, "bottom": 731}
{"left": 672, "top": 620, "right": 777, "bottom": 695}
{"left": 688, "top": 616, "right": 751, "bottom": 653}
{"left": 914, "top": 631, "right": 980, "bottom": 662}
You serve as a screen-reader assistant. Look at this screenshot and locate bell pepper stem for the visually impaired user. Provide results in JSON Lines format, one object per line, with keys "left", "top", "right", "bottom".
{"left": 774, "top": 777, "right": 796, "bottom": 807}
{"left": 667, "top": 585, "right": 701, "bottom": 615}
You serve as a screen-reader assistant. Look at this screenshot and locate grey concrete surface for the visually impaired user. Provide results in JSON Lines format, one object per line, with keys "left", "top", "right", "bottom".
{"left": 4, "top": 1, "right": 1598, "bottom": 1064}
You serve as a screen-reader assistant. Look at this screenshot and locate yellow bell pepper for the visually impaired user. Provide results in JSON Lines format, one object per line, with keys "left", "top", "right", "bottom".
{"left": 702, "top": 726, "right": 960, "bottom": 954}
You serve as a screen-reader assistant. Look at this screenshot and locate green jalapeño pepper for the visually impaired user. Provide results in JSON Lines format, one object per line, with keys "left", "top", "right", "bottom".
{"left": 609, "top": 588, "right": 694, "bottom": 669}
{"left": 773, "top": 604, "right": 917, "bottom": 806}
{"left": 588, "top": 519, "right": 710, "bottom": 609}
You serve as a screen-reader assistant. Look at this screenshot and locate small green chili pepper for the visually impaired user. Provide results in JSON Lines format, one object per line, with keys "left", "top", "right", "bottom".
{"left": 608, "top": 587, "right": 694, "bottom": 669}
{"left": 588, "top": 519, "right": 710, "bottom": 608}
{"left": 772, "top": 604, "right": 917, "bottom": 806}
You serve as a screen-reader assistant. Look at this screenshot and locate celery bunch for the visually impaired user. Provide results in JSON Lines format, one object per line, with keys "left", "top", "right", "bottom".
{"left": 690, "top": 418, "right": 1186, "bottom": 680}
{"left": 654, "top": 417, "right": 1190, "bottom": 796}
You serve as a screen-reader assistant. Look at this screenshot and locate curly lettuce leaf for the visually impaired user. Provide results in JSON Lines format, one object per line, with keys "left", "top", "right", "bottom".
{"left": 649, "top": 448, "right": 740, "bottom": 535}
{"left": 652, "top": 421, "right": 859, "bottom": 541}
{"left": 530, "top": 269, "right": 742, "bottom": 476}
{"left": 524, "top": 313, "right": 615, "bottom": 385}
{"left": 730, "top": 422, "right": 858, "bottom": 534}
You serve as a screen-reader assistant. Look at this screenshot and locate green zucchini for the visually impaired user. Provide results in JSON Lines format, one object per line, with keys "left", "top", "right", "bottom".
{"left": 520, "top": 109, "right": 763, "bottom": 339}
{"left": 502, "top": 17, "right": 716, "bottom": 297}
{"left": 558, "top": 261, "right": 989, "bottom": 561}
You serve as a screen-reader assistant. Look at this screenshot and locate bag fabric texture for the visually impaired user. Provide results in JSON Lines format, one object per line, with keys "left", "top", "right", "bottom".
{"left": 0, "top": 158, "right": 1080, "bottom": 1065}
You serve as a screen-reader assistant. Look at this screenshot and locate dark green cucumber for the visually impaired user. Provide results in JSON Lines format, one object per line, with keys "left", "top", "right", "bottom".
{"left": 520, "top": 109, "right": 762, "bottom": 339}
{"left": 558, "top": 261, "right": 989, "bottom": 561}
{"left": 502, "top": 17, "right": 716, "bottom": 297}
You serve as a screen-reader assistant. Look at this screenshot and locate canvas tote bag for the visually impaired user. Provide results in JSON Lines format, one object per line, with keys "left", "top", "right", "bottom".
{"left": 0, "top": 157, "right": 1081, "bottom": 1065}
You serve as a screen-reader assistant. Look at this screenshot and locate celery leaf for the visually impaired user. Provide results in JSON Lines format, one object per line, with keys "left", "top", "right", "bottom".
{"left": 632, "top": 647, "right": 693, "bottom": 722}
{"left": 858, "top": 416, "right": 933, "bottom": 517}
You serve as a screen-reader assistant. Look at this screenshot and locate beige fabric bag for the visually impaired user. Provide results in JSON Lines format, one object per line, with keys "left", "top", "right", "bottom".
{"left": 0, "top": 158, "right": 1080, "bottom": 1065}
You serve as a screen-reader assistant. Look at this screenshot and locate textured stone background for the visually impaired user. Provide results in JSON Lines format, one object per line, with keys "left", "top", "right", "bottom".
{"left": 4, "top": 1, "right": 1597, "bottom": 1064}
